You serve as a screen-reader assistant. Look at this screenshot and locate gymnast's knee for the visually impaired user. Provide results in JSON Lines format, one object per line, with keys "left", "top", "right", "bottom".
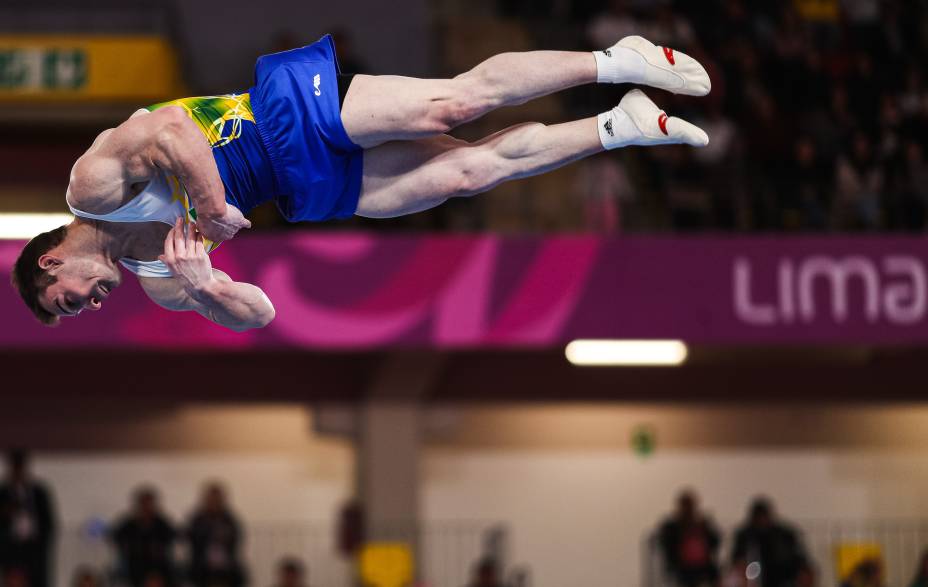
{"left": 446, "top": 152, "right": 503, "bottom": 198}
{"left": 428, "top": 78, "right": 498, "bottom": 133}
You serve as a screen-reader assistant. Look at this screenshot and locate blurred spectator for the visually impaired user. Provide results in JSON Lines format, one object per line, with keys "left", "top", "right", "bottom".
{"left": 840, "top": 558, "right": 886, "bottom": 587}
{"left": 187, "top": 483, "right": 245, "bottom": 587}
{"left": 693, "top": 103, "right": 737, "bottom": 170}
{"left": 110, "top": 486, "right": 177, "bottom": 587}
{"left": 841, "top": 0, "right": 882, "bottom": 49}
{"left": 141, "top": 573, "right": 168, "bottom": 587}
{"left": 730, "top": 497, "right": 807, "bottom": 587}
{"left": 692, "top": 101, "right": 739, "bottom": 229}
{"left": 272, "top": 558, "right": 307, "bottom": 587}
{"left": 654, "top": 146, "right": 714, "bottom": 230}
{"left": 781, "top": 137, "right": 833, "bottom": 230}
{"left": 890, "top": 141, "right": 928, "bottom": 230}
{"left": 2, "top": 568, "right": 30, "bottom": 587}
{"left": 572, "top": 154, "right": 634, "bottom": 232}
{"left": 910, "top": 550, "right": 928, "bottom": 587}
{"left": 0, "top": 450, "right": 57, "bottom": 587}
{"left": 71, "top": 567, "right": 104, "bottom": 587}
{"left": 337, "top": 499, "right": 365, "bottom": 557}
{"left": 464, "top": 558, "right": 506, "bottom": 587}
{"left": 796, "top": 562, "right": 817, "bottom": 587}
{"left": 657, "top": 490, "right": 721, "bottom": 587}
{"left": 833, "top": 132, "right": 884, "bottom": 230}
{"left": 586, "top": 0, "right": 643, "bottom": 49}
{"left": 898, "top": 66, "right": 927, "bottom": 119}
{"left": 647, "top": 5, "right": 696, "bottom": 48}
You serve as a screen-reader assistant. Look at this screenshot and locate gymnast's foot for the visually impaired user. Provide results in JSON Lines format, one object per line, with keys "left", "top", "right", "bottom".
{"left": 593, "top": 35, "right": 711, "bottom": 97}
{"left": 597, "top": 89, "right": 709, "bottom": 149}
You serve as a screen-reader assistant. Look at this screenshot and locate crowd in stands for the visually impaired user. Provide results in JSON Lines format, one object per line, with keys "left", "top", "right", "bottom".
{"left": 656, "top": 491, "right": 813, "bottom": 587}
{"left": 7, "top": 449, "right": 928, "bottom": 587}
{"left": 654, "top": 490, "right": 928, "bottom": 587}
{"left": 0, "top": 451, "right": 310, "bottom": 587}
{"left": 0, "top": 451, "right": 521, "bottom": 587}
{"left": 3, "top": 3, "right": 924, "bottom": 234}
{"left": 107, "top": 483, "right": 246, "bottom": 587}
{"left": 454, "top": 0, "right": 928, "bottom": 233}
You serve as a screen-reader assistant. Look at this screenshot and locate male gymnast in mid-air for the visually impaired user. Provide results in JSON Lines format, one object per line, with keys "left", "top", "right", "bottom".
{"left": 11, "top": 34, "right": 710, "bottom": 331}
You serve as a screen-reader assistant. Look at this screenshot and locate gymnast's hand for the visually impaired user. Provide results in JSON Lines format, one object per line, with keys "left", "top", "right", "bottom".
{"left": 159, "top": 218, "right": 216, "bottom": 294}
{"left": 196, "top": 204, "right": 252, "bottom": 243}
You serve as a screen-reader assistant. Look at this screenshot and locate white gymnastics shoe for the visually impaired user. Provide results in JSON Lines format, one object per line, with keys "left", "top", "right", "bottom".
{"left": 598, "top": 89, "right": 710, "bottom": 149}
{"left": 594, "top": 35, "right": 711, "bottom": 97}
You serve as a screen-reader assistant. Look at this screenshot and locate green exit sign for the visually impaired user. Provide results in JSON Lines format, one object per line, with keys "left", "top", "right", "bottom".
{"left": 0, "top": 48, "right": 87, "bottom": 91}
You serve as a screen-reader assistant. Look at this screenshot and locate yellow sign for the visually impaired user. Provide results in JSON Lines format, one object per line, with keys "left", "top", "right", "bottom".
{"left": 359, "top": 542, "right": 414, "bottom": 587}
{"left": 835, "top": 543, "right": 883, "bottom": 580}
{"left": 0, "top": 35, "right": 185, "bottom": 101}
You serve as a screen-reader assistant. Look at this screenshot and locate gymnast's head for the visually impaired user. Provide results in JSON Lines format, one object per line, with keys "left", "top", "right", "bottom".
{"left": 11, "top": 222, "right": 121, "bottom": 326}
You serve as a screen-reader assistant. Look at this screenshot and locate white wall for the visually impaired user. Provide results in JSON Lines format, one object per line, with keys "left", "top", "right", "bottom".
{"left": 18, "top": 403, "right": 356, "bottom": 525}
{"left": 16, "top": 403, "right": 356, "bottom": 587}
{"left": 39, "top": 452, "right": 352, "bottom": 527}
{"left": 421, "top": 404, "right": 928, "bottom": 587}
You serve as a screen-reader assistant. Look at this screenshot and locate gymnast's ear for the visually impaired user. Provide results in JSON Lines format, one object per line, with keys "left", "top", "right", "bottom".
{"left": 37, "top": 254, "right": 64, "bottom": 273}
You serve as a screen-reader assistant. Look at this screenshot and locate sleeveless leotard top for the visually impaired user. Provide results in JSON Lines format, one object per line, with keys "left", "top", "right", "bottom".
{"left": 67, "top": 94, "right": 276, "bottom": 278}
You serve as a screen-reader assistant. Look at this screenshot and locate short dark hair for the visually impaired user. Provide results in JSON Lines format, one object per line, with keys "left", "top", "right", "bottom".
{"left": 134, "top": 485, "right": 158, "bottom": 505}
{"left": 677, "top": 489, "right": 697, "bottom": 506}
{"left": 7, "top": 448, "right": 28, "bottom": 471}
{"left": 11, "top": 225, "right": 69, "bottom": 326}
{"left": 749, "top": 496, "right": 772, "bottom": 518}
{"left": 70, "top": 566, "right": 101, "bottom": 587}
{"left": 278, "top": 557, "right": 304, "bottom": 575}
{"left": 477, "top": 558, "right": 498, "bottom": 575}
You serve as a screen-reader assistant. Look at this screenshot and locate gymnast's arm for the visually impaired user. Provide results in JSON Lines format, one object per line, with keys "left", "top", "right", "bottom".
{"left": 69, "top": 106, "right": 227, "bottom": 219}
{"left": 140, "top": 220, "right": 276, "bottom": 332}
{"left": 141, "top": 271, "right": 276, "bottom": 332}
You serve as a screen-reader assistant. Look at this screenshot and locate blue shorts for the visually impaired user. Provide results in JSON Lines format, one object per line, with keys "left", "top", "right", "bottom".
{"left": 249, "top": 35, "right": 363, "bottom": 222}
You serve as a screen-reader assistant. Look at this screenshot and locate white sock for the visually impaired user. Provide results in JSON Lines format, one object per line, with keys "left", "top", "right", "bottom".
{"left": 592, "top": 46, "right": 647, "bottom": 84}
{"left": 597, "top": 107, "right": 641, "bottom": 150}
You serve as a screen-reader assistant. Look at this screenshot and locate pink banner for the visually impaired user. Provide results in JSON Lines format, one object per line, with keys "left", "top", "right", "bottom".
{"left": 2, "top": 234, "right": 928, "bottom": 349}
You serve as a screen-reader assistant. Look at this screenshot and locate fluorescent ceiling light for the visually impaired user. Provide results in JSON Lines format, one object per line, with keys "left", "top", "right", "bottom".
{"left": 565, "top": 339, "right": 689, "bottom": 367}
{"left": 0, "top": 214, "right": 74, "bottom": 239}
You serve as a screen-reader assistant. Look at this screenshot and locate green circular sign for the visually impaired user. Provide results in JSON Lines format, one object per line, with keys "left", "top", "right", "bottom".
{"left": 631, "top": 425, "right": 656, "bottom": 458}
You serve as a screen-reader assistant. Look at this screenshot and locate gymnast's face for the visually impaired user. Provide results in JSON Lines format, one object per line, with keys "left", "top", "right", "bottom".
{"left": 36, "top": 253, "right": 121, "bottom": 318}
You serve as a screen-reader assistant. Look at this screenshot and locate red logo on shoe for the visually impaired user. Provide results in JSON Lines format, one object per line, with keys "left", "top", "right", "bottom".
{"left": 663, "top": 47, "right": 676, "bottom": 65}
{"left": 658, "top": 113, "right": 669, "bottom": 135}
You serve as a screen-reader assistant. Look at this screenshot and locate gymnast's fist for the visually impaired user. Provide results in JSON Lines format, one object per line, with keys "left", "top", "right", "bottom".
{"left": 196, "top": 204, "right": 252, "bottom": 243}
{"left": 159, "top": 218, "right": 215, "bottom": 293}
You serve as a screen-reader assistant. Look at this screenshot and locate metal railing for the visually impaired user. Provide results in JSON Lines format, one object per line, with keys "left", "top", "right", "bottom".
{"left": 55, "top": 520, "right": 503, "bottom": 587}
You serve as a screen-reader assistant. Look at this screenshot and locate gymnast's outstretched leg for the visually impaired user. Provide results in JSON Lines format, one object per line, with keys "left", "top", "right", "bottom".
{"left": 340, "top": 36, "right": 711, "bottom": 149}
{"left": 355, "top": 89, "right": 708, "bottom": 218}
